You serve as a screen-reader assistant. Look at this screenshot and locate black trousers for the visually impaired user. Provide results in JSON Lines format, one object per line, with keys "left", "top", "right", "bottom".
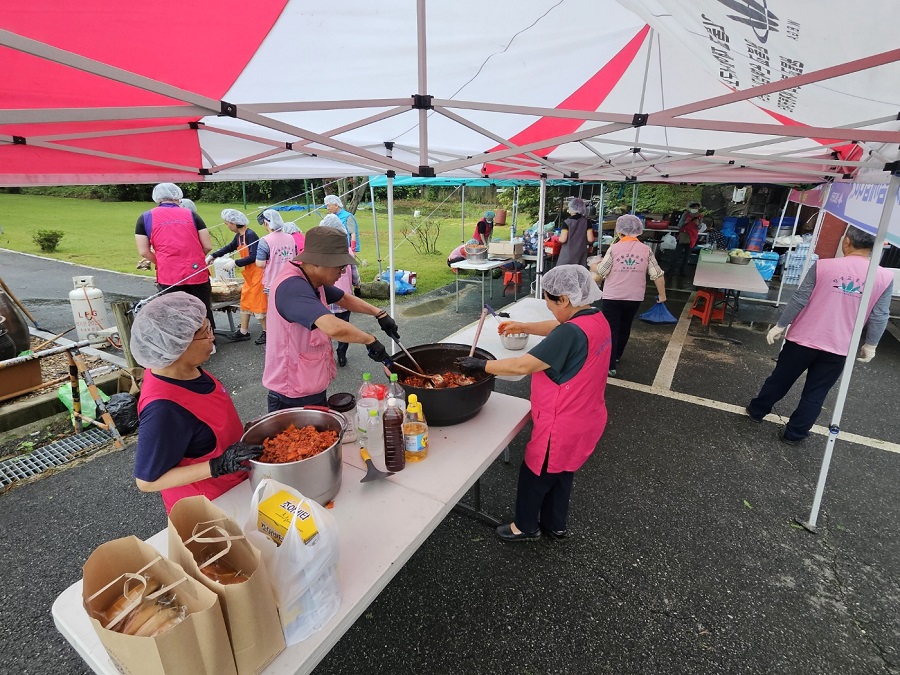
{"left": 514, "top": 447, "right": 575, "bottom": 534}
{"left": 267, "top": 389, "right": 327, "bottom": 413}
{"left": 747, "top": 340, "right": 846, "bottom": 441}
{"left": 601, "top": 299, "right": 641, "bottom": 371}
{"left": 157, "top": 280, "right": 215, "bottom": 329}
{"left": 333, "top": 311, "right": 351, "bottom": 359}
{"left": 668, "top": 242, "right": 692, "bottom": 275}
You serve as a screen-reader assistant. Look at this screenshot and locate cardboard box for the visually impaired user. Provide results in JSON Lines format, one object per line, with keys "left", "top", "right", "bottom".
{"left": 488, "top": 241, "right": 523, "bottom": 258}
{"left": 0, "top": 359, "right": 42, "bottom": 399}
{"left": 257, "top": 489, "right": 320, "bottom": 546}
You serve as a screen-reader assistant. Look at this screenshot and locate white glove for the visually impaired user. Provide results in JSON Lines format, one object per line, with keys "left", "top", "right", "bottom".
{"left": 766, "top": 325, "right": 786, "bottom": 345}
{"left": 857, "top": 344, "right": 876, "bottom": 363}
{"left": 221, "top": 258, "right": 236, "bottom": 272}
{"left": 204, "top": 254, "right": 214, "bottom": 266}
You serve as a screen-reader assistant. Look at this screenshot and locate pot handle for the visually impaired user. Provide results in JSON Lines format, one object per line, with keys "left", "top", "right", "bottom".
{"left": 242, "top": 416, "right": 265, "bottom": 433}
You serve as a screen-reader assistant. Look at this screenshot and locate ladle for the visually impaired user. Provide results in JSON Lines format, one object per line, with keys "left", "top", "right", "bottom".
{"left": 387, "top": 361, "right": 444, "bottom": 386}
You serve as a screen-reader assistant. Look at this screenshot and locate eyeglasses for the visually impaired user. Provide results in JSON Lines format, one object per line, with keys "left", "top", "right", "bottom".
{"left": 192, "top": 322, "right": 213, "bottom": 340}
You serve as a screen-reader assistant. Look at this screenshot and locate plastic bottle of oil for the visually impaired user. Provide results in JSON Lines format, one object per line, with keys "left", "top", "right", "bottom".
{"left": 403, "top": 400, "right": 428, "bottom": 462}
{"left": 382, "top": 397, "right": 406, "bottom": 472}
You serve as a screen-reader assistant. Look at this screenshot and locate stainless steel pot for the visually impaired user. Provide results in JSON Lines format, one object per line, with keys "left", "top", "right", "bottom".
{"left": 242, "top": 407, "right": 346, "bottom": 505}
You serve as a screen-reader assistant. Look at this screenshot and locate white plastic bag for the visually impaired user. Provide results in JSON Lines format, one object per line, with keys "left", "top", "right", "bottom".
{"left": 243, "top": 479, "right": 341, "bottom": 645}
{"left": 660, "top": 232, "right": 677, "bottom": 252}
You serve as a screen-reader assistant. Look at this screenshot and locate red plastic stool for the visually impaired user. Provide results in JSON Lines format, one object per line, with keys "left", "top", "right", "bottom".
{"left": 503, "top": 270, "right": 523, "bottom": 296}
{"left": 689, "top": 289, "right": 726, "bottom": 325}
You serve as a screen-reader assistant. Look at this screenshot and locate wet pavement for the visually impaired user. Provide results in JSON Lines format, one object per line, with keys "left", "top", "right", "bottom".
{"left": 1, "top": 249, "right": 899, "bottom": 674}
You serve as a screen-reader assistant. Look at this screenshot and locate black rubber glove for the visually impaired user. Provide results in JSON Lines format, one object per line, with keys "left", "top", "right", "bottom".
{"left": 209, "top": 442, "right": 263, "bottom": 478}
{"left": 376, "top": 312, "right": 400, "bottom": 340}
{"left": 454, "top": 356, "right": 487, "bottom": 373}
{"left": 366, "top": 338, "right": 391, "bottom": 364}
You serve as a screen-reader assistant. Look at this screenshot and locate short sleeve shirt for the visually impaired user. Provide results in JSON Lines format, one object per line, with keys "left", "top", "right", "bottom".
{"left": 135, "top": 203, "right": 207, "bottom": 236}
{"left": 273, "top": 265, "right": 345, "bottom": 330}
{"left": 527, "top": 308, "right": 599, "bottom": 384}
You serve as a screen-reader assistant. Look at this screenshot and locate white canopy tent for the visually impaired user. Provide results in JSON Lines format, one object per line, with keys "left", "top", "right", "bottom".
{"left": 2, "top": 0, "right": 899, "bottom": 525}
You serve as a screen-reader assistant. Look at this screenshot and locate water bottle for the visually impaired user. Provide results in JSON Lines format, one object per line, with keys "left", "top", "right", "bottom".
{"left": 356, "top": 373, "right": 380, "bottom": 445}
{"left": 365, "top": 409, "right": 384, "bottom": 468}
{"left": 383, "top": 398, "right": 406, "bottom": 472}
{"left": 387, "top": 373, "right": 406, "bottom": 413}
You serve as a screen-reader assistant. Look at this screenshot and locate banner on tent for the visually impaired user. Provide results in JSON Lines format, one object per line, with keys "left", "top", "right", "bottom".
{"left": 824, "top": 183, "right": 900, "bottom": 247}
{"left": 788, "top": 185, "right": 827, "bottom": 207}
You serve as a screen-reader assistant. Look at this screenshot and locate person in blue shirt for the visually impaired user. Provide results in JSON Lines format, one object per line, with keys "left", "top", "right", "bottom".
{"left": 324, "top": 194, "right": 359, "bottom": 252}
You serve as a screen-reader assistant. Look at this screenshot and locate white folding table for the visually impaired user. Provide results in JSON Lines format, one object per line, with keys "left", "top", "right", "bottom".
{"left": 693, "top": 256, "right": 769, "bottom": 331}
{"left": 52, "top": 393, "right": 531, "bottom": 675}
{"left": 450, "top": 258, "right": 508, "bottom": 311}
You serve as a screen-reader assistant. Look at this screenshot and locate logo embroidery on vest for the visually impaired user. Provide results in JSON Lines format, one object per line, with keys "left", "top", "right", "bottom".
{"left": 832, "top": 275, "right": 864, "bottom": 295}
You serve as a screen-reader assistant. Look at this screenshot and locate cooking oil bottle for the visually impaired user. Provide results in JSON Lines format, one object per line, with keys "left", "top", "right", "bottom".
{"left": 382, "top": 398, "right": 406, "bottom": 472}
{"left": 403, "top": 397, "right": 428, "bottom": 462}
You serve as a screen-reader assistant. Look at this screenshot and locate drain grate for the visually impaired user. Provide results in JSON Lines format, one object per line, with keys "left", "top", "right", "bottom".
{"left": 0, "top": 427, "right": 112, "bottom": 489}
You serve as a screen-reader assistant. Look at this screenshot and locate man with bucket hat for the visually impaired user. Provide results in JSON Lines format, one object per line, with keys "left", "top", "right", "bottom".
{"left": 262, "top": 226, "right": 399, "bottom": 412}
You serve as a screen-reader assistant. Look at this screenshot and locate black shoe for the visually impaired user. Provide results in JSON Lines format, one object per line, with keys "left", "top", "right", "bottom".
{"left": 779, "top": 431, "right": 804, "bottom": 445}
{"left": 496, "top": 523, "right": 541, "bottom": 542}
{"left": 540, "top": 525, "right": 570, "bottom": 540}
{"left": 227, "top": 329, "right": 251, "bottom": 342}
{"left": 254, "top": 331, "right": 266, "bottom": 345}
{"left": 745, "top": 406, "right": 763, "bottom": 423}
{"left": 608, "top": 369, "right": 617, "bottom": 378}
{"left": 337, "top": 354, "right": 347, "bottom": 367}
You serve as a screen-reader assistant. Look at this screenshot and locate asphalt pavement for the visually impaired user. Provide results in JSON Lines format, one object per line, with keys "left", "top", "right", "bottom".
{"left": 1, "top": 249, "right": 899, "bottom": 675}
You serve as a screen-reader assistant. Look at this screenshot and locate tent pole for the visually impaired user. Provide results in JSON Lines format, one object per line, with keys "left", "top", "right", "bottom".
{"left": 773, "top": 198, "right": 803, "bottom": 307}
{"left": 461, "top": 184, "right": 465, "bottom": 242}
{"left": 387, "top": 173, "right": 396, "bottom": 320}
{"left": 416, "top": 0, "right": 429, "bottom": 170}
{"left": 536, "top": 176, "right": 547, "bottom": 298}
{"left": 369, "top": 182, "right": 383, "bottom": 277}
{"left": 800, "top": 171, "right": 899, "bottom": 532}
{"left": 631, "top": 183, "right": 637, "bottom": 213}
{"left": 511, "top": 186, "right": 519, "bottom": 240}
{"left": 798, "top": 184, "right": 832, "bottom": 284}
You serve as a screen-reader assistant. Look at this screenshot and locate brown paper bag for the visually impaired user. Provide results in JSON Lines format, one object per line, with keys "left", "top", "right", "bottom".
{"left": 82, "top": 536, "right": 237, "bottom": 675}
{"left": 168, "top": 496, "right": 285, "bottom": 675}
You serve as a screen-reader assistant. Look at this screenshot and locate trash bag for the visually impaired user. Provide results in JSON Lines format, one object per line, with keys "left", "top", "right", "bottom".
{"left": 105, "top": 392, "right": 139, "bottom": 434}
{"left": 660, "top": 233, "right": 677, "bottom": 252}
{"left": 57, "top": 381, "right": 110, "bottom": 428}
{"left": 638, "top": 301, "right": 678, "bottom": 325}
{"left": 378, "top": 270, "right": 416, "bottom": 295}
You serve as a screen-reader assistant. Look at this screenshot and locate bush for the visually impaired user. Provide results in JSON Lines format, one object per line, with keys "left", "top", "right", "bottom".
{"left": 33, "top": 229, "right": 64, "bottom": 252}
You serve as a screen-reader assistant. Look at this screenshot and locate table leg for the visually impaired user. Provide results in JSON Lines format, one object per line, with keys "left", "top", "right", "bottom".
{"left": 481, "top": 270, "right": 486, "bottom": 307}
{"left": 456, "top": 274, "right": 460, "bottom": 312}
{"left": 453, "top": 478, "right": 502, "bottom": 527}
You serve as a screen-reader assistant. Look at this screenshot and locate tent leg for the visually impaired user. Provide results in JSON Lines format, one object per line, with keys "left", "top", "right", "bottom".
{"left": 535, "top": 176, "right": 547, "bottom": 298}
{"left": 369, "top": 182, "right": 383, "bottom": 277}
{"left": 801, "top": 172, "right": 899, "bottom": 531}
{"left": 387, "top": 174, "right": 396, "bottom": 320}
{"left": 774, "top": 197, "right": 803, "bottom": 306}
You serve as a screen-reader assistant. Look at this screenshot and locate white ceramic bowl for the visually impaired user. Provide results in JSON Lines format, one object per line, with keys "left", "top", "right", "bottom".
{"left": 499, "top": 333, "right": 529, "bottom": 350}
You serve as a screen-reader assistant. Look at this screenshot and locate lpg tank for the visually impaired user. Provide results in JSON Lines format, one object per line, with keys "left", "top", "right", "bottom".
{"left": 69, "top": 276, "right": 109, "bottom": 342}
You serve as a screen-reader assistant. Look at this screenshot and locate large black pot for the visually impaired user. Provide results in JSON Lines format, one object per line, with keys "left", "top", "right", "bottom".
{"left": 389, "top": 342, "right": 495, "bottom": 426}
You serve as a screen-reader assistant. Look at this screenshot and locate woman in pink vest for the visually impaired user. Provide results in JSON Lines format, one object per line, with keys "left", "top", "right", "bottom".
{"left": 592, "top": 215, "right": 667, "bottom": 377}
{"left": 455, "top": 265, "right": 611, "bottom": 542}
{"left": 255, "top": 209, "right": 298, "bottom": 344}
{"left": 129, "top": 292, "right": 263, "bottom": 513}
{"left": 747, "top": 227, "right": 893, "bottom": 443}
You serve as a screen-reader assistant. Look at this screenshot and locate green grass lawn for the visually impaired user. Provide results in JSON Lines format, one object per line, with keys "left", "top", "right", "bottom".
{"left": 0, "top": 194, "right": 503, "bottom": 298}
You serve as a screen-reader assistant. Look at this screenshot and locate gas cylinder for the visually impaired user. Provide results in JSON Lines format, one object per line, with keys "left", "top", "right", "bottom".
{"left": 69, "top": 276, "right": 109, "bottom": 342}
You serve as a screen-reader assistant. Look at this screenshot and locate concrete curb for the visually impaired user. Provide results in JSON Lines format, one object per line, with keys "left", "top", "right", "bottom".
{"left": 0, "top": 372, "right": 122, "bottom": 433}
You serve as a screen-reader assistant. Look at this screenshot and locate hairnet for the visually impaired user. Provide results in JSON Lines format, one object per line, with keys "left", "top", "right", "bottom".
{"left": 484, "top": 210, "right": 495, "bottom": 219}
{"left": 180, "top": 198, "right": 197, "bottom": 212}
{"left": 324, "top": 195, "right": 343, "bottom": 208}
{"left": 542, "top": 264, "right": 602, "bottom": 306}
{"left": 568, "top": 198, "right": 586, "bottom": 215}
{"left": 130, "top": 292, "right": 206, "bottom": 369}
{"left": 281, "top": 221, "right": 301, "bottom": 235}
{"left": 221, "top": 208, "right": 249, "bottom": 226}
{"left": 320, "top": 213, "right": 344, "bottom": 231}
{"left": 615, "top": 214, "right": 644, "bottom": 236}
{"left": 261, "top": 209, "right": 284, "bottom": 230}
{"left": 466, "top": 238, "right": 480, "bottom": 246}
{"left": 152, "top": 183, "right": 183, "bottom": 203}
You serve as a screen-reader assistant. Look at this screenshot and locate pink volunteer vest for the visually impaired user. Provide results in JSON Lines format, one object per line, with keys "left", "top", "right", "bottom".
{"left": 147, "top": 206, "right": 209, "bottom": 286}
{"left": 262, "top": 264, "right": 336, "bottom": 398}
{"left": 787, "top": 256, "right": 893, "bottom": 356}
{"left": 525, "top": 311, "right": 612, "bottom": 474}
{"left": 138, "top": 370, "right": 246, "bottom": 514}
{"left": 261, "top": 230, "right": 298, "bottom": 290}
{"left": 602, "top": 239, "right": 652, "bottom": 301}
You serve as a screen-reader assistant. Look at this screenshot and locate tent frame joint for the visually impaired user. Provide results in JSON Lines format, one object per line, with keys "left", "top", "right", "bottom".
{"left": 198, "top": 168, "right": 211, "bottom": 176}
{"left": 706, "top": 149, "right": 715, "bottom": 156}
{"left": 219, "top": 101, "right": 237, "bottom": 118}
{"left": 12, "top": 136, "right": 26, "bottom": 145}
{"left": 412, "top": 94, "right": 433, "bottom": 110}
{"left": 631, "top": 113, "right": 648, "bottom": 127}
{"left": 884, "top": 160, "right": 900, "bottom": 174}
{"left": 415, "top": 166, "right": 436, "bottom": 177}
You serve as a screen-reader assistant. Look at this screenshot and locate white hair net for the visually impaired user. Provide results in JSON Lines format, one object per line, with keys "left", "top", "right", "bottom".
{"left": 221, "top": 208, "right": 249, "bottom": 226}
{"left": 261, "top": 209, "right": 284, "bottom": 230}
{"left": 152, "top": 183, "right": 183, "bottom": 203}
{"left": 180, "top": 198, "right": 197, "bottom": 212}
{"left": 615, "top": 214, "right": 644, "bottom": 236}
{"left": 320, "top": 213, "right": 344, "bottom": 230}
{"left": 130, "top": 292, "right": 206, "bottom": 369}
{"left": 543, "top": 264, "right": 603, "bottom": 306}
{"left": 281, "top": 221, "right": 301, "bottom": 235}
{"left": 567, "top": 198, "right": 586, "bottom": 215}
{"left": 324, "top": 195, "right": 343, "bottom": 208}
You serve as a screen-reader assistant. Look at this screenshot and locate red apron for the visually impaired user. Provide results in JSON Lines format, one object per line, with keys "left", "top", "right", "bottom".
{"left": 524, "top": 311, "right": 611, "bottom": 474}
{"left": 138, "top": 370, "right": 246, "bottom": 513}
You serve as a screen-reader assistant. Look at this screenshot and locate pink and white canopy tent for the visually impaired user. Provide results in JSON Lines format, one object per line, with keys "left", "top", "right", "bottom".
{"left": 2, "top": 0, "right": 899, "bottom": 528}
{"left": 2, "top": 0, "right": 898, "bottom": 186}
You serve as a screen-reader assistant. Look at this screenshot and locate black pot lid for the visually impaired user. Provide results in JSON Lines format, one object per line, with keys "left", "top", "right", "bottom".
{"left": 327, "top": 392, "right": 356, "bottom": 412}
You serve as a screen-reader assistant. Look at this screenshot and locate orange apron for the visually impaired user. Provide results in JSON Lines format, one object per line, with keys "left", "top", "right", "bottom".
{"left": 238, "top": 233, "right": 267, "bottom": 314}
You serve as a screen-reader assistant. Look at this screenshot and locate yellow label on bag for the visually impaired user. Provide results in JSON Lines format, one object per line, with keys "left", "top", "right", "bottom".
{"left": 257, "top": 490, "right": 319, "bottom": 546}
